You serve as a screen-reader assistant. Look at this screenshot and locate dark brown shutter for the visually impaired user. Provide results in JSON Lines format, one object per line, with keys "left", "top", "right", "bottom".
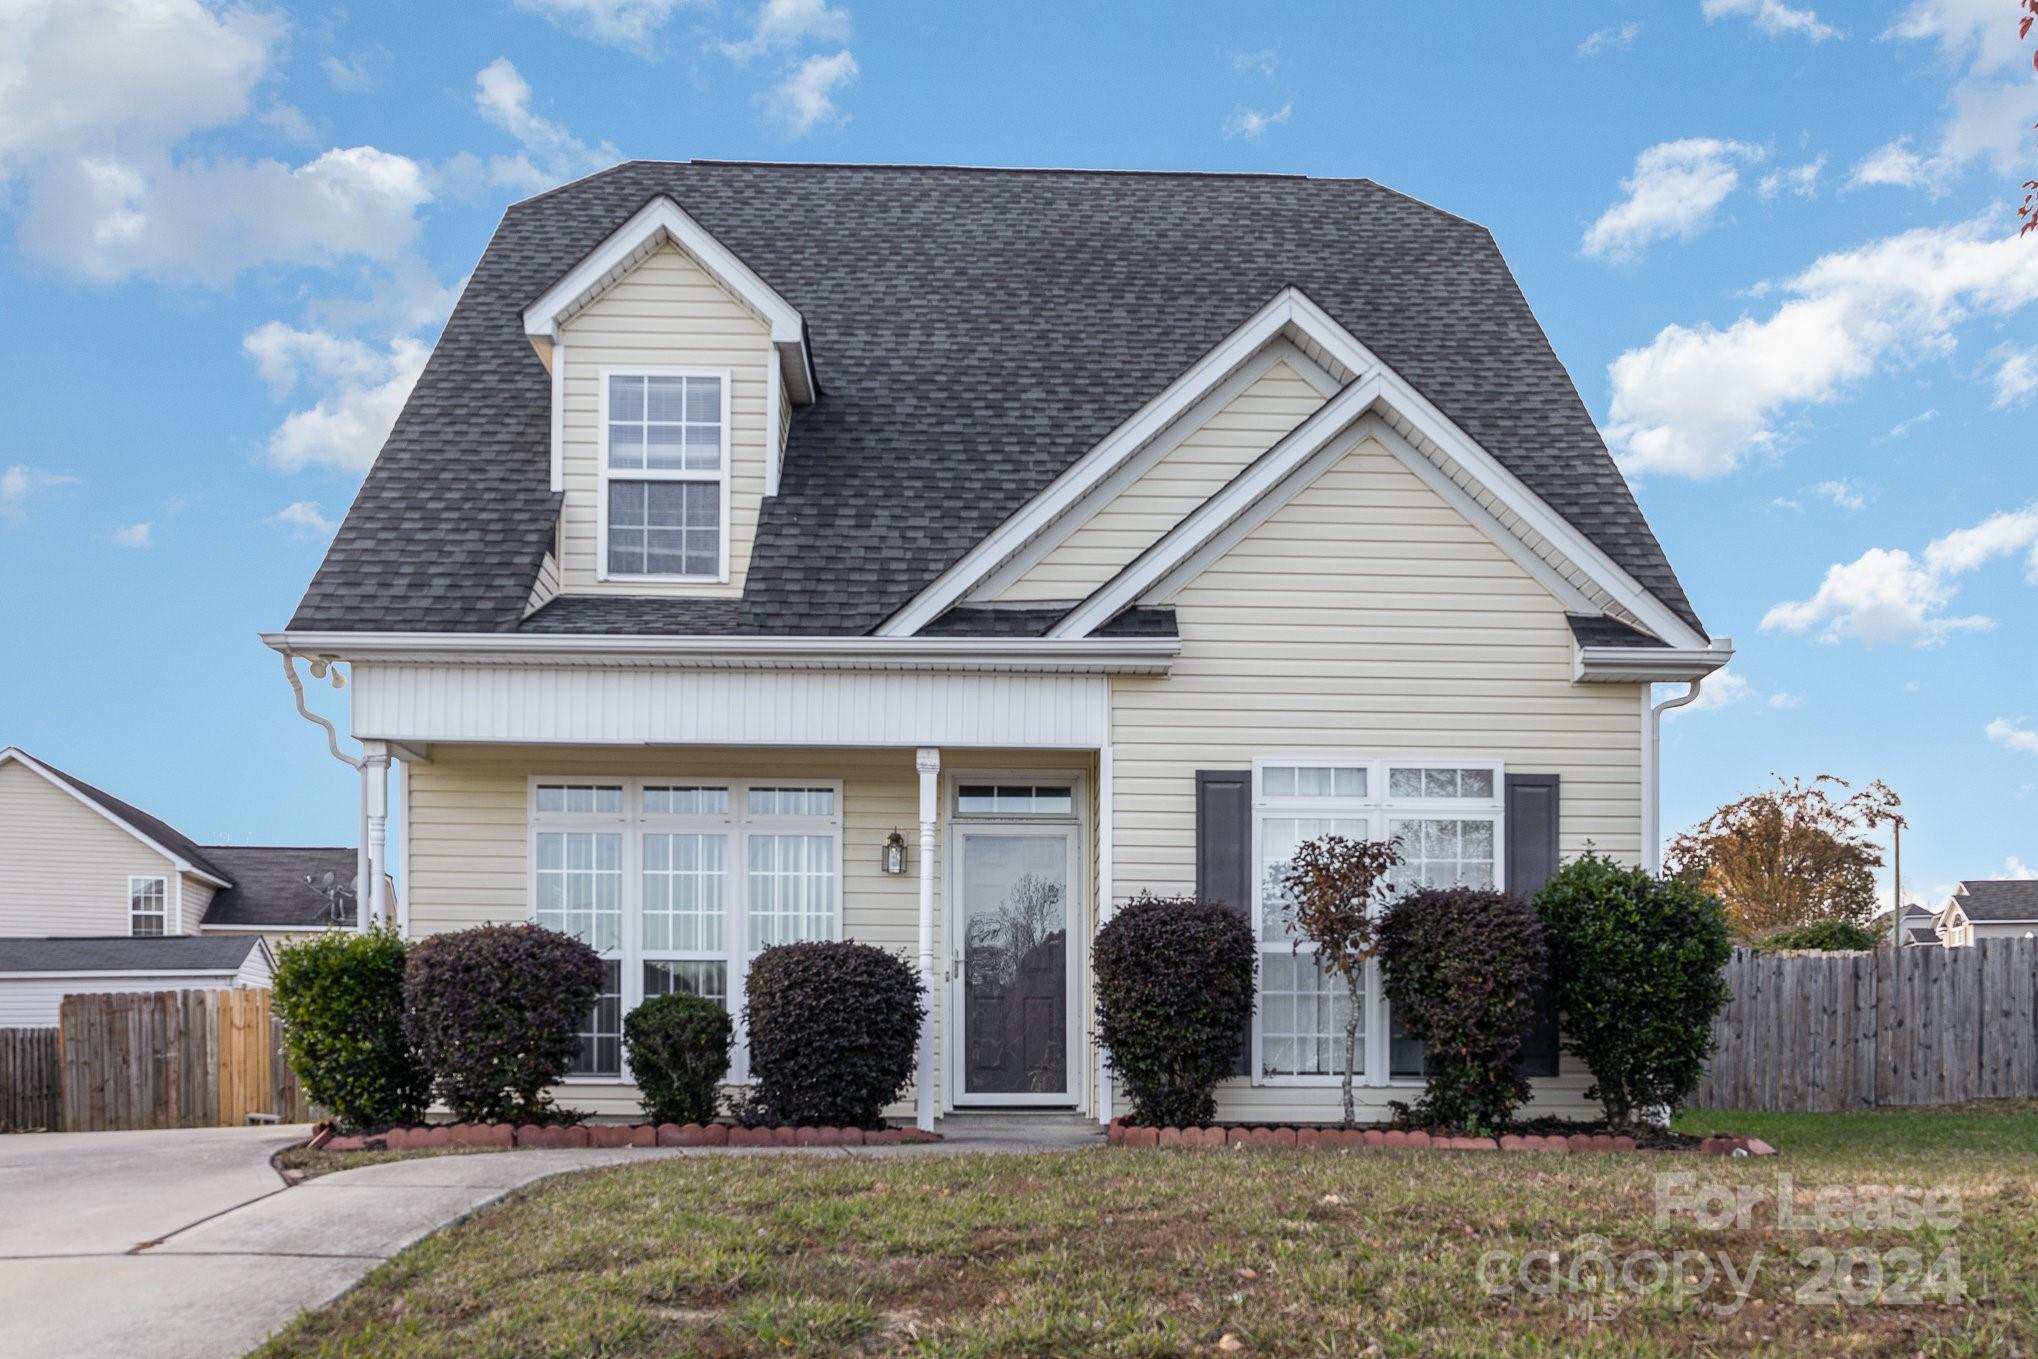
{"left": 1195, "top": 769, "right": 1254, "bottom": 1076}
{"left": 1506, "top": 773, "right": 1563, "bottom": 1079}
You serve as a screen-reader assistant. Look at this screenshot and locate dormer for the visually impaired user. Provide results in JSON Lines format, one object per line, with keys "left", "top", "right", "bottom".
{"left": 522, "top": 197, "right": 814, "bottom": 596}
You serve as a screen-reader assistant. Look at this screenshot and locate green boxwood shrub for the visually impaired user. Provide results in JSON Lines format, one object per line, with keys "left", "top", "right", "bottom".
{"left": 744, "top": 941, "right": 924, "bottom": 1128}
{"left": 271, "top": 928, "right": 430, "bottom": 1131}
{"left": 623, "top": 992, "right": 732, "bottom": 1125}
{"left": 1377, "top": 888, "right": 1546, "bottom": 1133}
{"left": 1753, "top": 919, "right": 1881, "bottom": 953}
{"left": 1534, "top": 853, "right": 1733, "bottom": 1127}
{"left": 403, "top": 923, "right": 604, "bottom": 1124}
{"left": 1092, "top": 894, "right": 1256, "bottom": 1127}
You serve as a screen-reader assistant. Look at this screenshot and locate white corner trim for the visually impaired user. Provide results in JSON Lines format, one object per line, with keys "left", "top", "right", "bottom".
{"left": 522, "top": 195, "right": 814, "bottom": 401}
{"left": 966, "top": 339, "right": 1343, "bottom": 603}
{"left": 1574, "top": 638, "right": 1734, "bottom": 683}
{"left": 549, "top": 340, "right": 566, "bottom": 493}
{"left": 765, "top": 354, "right": 784, "bottom": 499}
{"left": 0, "top": 747, "right": 232, "bottom": 889}
{"left": 1047, "top": 376, "right": 1383, "bottom": 638}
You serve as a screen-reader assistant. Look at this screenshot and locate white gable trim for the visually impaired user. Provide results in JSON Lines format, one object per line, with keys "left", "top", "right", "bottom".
{"left": 0, "top": 748, "right": 233, "bottom": 889}
{"left": 883, "top": 286, "right": 1705, "bottom": 650}
{"left": 967, "top": 339, "right": 1342, "bottom": 603}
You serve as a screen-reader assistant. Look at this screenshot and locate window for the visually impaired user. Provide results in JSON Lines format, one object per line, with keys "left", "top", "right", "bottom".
{"left": 601, "top": 369, "right": 728, "bottom": 581}
{"left": 955, "top": 783, "right": 1075, "bottom": 816}
{"left": 1250, "top": 759, "right": 1504, "bottom": 1086}
{"left": 128, "top": 876, "right": 167, "bottom": 937}
{"left": 531, "top": 777, "right": 840, "bottom": 1082}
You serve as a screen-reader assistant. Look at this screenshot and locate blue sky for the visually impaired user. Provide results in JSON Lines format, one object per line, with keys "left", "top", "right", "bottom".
{"left": 1, "top": 0, "right": 2032, "bottom": 908}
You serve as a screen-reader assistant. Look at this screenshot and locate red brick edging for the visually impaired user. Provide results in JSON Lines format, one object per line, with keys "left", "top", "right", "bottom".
{"left": 316, "top": 1121, "right": 940, "bottom": 1152}
{"left": 1105, "top": 1119, "right": 1774, "bottom": 1156}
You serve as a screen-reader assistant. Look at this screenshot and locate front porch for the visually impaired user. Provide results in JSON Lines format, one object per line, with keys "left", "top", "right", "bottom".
{"left": 394, "top": 742, "right": 1107, "bottom": 1130}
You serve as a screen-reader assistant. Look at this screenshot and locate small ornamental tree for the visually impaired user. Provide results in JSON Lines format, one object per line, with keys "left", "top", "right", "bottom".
{"left": 744, "top": 941, "right": 924, "bottom": 1128}
{"left": 271, "top": 928, "right": 430, "bottom": 1131}
{"left": 1279, "top": 835, "right": 1404, "bottom": 1128}
{"left": 403, "top": 923, "right": 605, "bottom": 1124}
{"left": 1753, "top": 919, "right": 1881, "bottom": 954}
{"left": 1534, "top": 854, "right": 1733, "bottom": 1127}
{"left": 1377, "top": 888, "right": 1546, "bottom": 1133}
{"left": 623, "top": 992, "right": 732, "bottom": 1125}
{"left": 1092, "top": 894, "right": 1257, "bottom": 1127}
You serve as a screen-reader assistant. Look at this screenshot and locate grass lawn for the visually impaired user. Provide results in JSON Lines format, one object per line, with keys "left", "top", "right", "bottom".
{"left": 259, "top": 1103, "right": 2037, "bottom": 1357}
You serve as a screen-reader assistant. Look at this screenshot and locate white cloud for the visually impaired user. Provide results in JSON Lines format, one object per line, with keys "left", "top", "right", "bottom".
{"left": 1701, "top": 0, "right": 1839, "bottom": 41}
{"left": 1988, "top": 718, "right": 2038, "bottom": 756}
{"left": 1864, "top": 1, "right": 2038, "bottom": 192}
{"left": 2004, "top": 855, "right": 2038, "bottom": 879}
{"left": 271, "top": 500, "right": 339, "bottom": 537}
{"left": 1225, "top": 103, "right": 1293, "bottom": 139}
{"left": 321, "top": 54, "right": 376, "bottom": 92}
{"left": 1888, "top": 408, "right": 1938, "bottom": 437}
{"left": 1607, "top": 219, "right": 2038, "bottom": 477}
{"left": 0, "top": 464, "right": 76, "bottom": 521}
{"left": 244, "top": 323, "right": 428, "bottom": 474}
{"left": 1578, "top": 22, "right": 1640, "bottom": 58}
{"left": 1671, "top": 668, "right": 1755, "bottom": 714}
{"left": 1813, "top": 479, "right": 1865, "bottom": 511}
{"left": 473, "top": 58, "right": 618, "bottom": 195}
{"left": 1232, "top": 49, "right": 1279, "bottom": 77}
{"left": 1849, "top": 137, "right": 1948, "bottom": 192}
{"left": 510, "top": 0, "right": 696, "bottom": 52}
{"left": 112, "top": 521, "right": 152, "bottom": 548}
{"left": 1772, "top": 496, "right": 1803, "bottom": 510}
{"left": 722, "top": 0, "right": 849, "bottom": 61}
{"left": 768, "top": 50, "right": 858, "bottom": 135}
{"left": 1757, "top": 156, "right": 1824, "bottom": 199}
{"left": 1762, "top": 502, "right": 2038, "bottom": 644}
{"left": 1992, "top": 347, "right": 2038, "bottom": 407}
{"left": 1582, "top": 138, "right": 1763, "bottom": 263}
{"left": 1768, "top": 692, "right": 1803, "bottom": 709}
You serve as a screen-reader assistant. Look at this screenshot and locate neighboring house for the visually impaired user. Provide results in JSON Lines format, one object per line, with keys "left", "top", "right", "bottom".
{"left": 1939, "top": 881, "right": 2038, "bottom": 946}
{"left": 0, "top": 748, "right": 368, "bottom": 1025}
{"left": 267, "top": 162, "right": 1730, "bottom": 1128}
{"left": 1895, "top": 901, "right": 1944, "bottom": 948}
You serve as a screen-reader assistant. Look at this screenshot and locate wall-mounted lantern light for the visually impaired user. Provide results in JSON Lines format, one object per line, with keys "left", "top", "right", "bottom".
{"left": 881, "top": 830, "right": 908, "bottom": 876}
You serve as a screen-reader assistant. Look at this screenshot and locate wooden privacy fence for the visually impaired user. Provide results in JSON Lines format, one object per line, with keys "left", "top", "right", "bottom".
{"left": 52, "top": 989, "right": 309, "bottom": 1132}
{"left": 0, "top": 1027, "right": 61, "bottom": 1131}
{"left": 1694, "top": 938, "right": 2038, "bottom": 1112}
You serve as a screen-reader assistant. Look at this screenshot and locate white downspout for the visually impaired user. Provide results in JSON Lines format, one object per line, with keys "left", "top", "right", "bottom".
{"left": 914, "top": 747, "right": 941, "bottom": 1132}
{"left": 1644, "top": 681, "right": 1703, "bottom": 875}
{"left": 281, "top": 651, "right": 369, "bottom": 930}
{"left": 1095, "top": 744, "right": 1115, "bottom": 1126}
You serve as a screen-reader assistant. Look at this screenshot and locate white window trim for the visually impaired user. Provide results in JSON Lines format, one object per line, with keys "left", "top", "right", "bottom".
{"left": 128, "top": 874, "right": 168, "bottom": 937}
{"left": 527, "top": 776, "right": 845, "bottom": 1085}
{"left": 595, "top": 365, "right": 734, "bottom": 585}
{"left": 1247, "top": 756, "right": 1505, "bottom": 1089}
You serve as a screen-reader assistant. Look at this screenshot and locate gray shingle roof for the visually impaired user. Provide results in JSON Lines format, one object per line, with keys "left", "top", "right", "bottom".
{"left": 198, "top": 847, "right": 359, "bottom": 929}
{"left": 0, "top": 936, "right": 263, "bottom": 974}
{"left": 1952, "top": 880, "right": 2038, "bottom": 923}
{"left": 291, "top": 161, "right": 1703, "bottom": 639}
{"left": 1566, "top": 614, "right": 1667, "bottom": 648}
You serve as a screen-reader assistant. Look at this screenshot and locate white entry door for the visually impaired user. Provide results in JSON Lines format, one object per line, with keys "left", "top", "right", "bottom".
{"left": 948, "top": 825, "right": 1078, "bottom": 1105}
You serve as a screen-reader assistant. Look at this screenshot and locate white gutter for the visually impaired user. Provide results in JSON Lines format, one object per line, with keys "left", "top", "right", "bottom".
{"left": 1576, "top": 638, "right": 1734, "bottom": 684}
{"left": 262, "top": 631, "right": 1180, "bottom": 674}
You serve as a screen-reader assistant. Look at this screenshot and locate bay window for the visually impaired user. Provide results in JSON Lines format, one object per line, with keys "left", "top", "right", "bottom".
{"left": 600, "top": 369, "right": 729, "bottom": 581}
{"left": 530, "top": 778, "right": 839, "bottom": 1081}
{"left": 1251, "top": 758, "right": 1504, "bottom": 1085}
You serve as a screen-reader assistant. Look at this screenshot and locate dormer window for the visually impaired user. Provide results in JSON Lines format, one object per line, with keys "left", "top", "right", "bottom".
{"left": 600, "top": 368, "right": 730, "bottom": 581}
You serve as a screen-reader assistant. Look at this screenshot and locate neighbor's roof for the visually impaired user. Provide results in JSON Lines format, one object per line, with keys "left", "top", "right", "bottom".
{"left": 290, "top": 160, "right": 1703, "bottom": 639}
{"left": 198, "top": 846, "right": 359, "bottom": 929}
{"left": 3, "top": 747, "right": 230, "bottom": 882}
{"left": 1951, "top": 880, "right": 2038, "bottom": 923}
{"left": 0, "top": 936, "right": 264, "bottom": 974}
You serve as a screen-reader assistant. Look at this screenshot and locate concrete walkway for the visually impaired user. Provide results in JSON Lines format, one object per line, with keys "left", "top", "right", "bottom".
{"left": 0, "top": 1117, "right": 1101, "bottom": 1358}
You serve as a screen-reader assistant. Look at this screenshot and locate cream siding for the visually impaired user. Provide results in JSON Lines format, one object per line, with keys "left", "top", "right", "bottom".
{"left": 0, "top": 972, "right": 245, "bottom": 1028}
{"left": 0, "top": 762, "right": 182, "bottom": 937}
{"left": 525, "top": 551, "right": 562, "bottom": 616}
{"left": 997, "top": 360, "right": 1328, "bottom": 603}
{"left": 556, "top": 244, "right": 773, "bottom": 596}
{"left": 404, "top": 743, "right": 1090, "bottom": 1119}
{"left": 178, "top": 876, "right": 216, "bottom": 936}
{"left": 1107, "top": 433, "right": 1645, "bottom": 1124}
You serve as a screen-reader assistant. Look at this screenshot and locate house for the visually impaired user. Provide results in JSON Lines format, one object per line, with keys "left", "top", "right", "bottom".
{"left": 1938, "top": 880, "right": 2038, "bottom": 946}
{"left": 1893, "top": 901, "right": 1945, "bottom": 948}
{"left": 267, "top": 161, "right": 1730, "bottom": 1128}
{"left": 0, "top": 746, "right": 365, "bottom": 1024}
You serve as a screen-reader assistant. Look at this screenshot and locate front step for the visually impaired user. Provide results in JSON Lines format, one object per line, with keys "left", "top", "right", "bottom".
{"left": 932, "top": 1109, "right": 1105, "bottom": 1147}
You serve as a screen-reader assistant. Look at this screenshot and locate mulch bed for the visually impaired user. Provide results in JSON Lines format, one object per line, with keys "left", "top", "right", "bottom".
{"left": 1106, "top": 1118, "right": 1774, "bottom": 1156}
{"left": 312, "top": 1121, "right": 941, "bottom": 1153}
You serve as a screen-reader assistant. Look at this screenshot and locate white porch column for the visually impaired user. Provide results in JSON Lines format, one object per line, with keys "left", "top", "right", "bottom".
{"left": 363, "top": 741, "right": 392, "bottom": 931}
{"left": 915, "top": 746, "right": 940, "bottom": 1132}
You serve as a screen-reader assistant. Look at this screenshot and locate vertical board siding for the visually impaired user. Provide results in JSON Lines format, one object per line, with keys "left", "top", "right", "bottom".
{"left": 0, "top": 1028, "right": 61, "bottom": 1130}
{"left": 0, "top": 761, "right": 181, "bottom": 935}
{"left": 53, "top": 990, "right": 305, "bottom": 1131}
{"left": 1694, "top": 940, "right": 2038, "bottom": 1111}
{"left": 558, "top": 244, "right": 772, "bottom": 596}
